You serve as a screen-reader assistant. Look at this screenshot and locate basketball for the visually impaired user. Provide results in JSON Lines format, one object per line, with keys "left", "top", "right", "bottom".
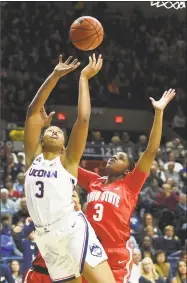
{"left": 69, "top": 16, "right": 104, "bottom": 51}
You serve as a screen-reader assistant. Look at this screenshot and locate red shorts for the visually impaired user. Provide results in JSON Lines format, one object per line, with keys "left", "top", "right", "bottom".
{"left": 82, "top": 240, "right": 133, "bottom": 283}
{"left": 22, "top": 269, "right": 52, "bottom": 283}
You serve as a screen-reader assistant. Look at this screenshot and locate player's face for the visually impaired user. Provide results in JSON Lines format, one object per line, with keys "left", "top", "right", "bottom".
{"left": 106, "top": 152, "right": 130, "bottom": 175}
{"left": 42, "top": 126, "right": 65, "bottom": 149}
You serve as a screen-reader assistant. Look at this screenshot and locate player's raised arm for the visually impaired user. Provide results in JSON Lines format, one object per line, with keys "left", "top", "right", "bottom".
{"left": 64, "top": 54, "right": 103, "bottom": 171}
{"left": 136, "top": 89, "right": 176, "bottom": 173}
{"left": 24, "top": 55, "right": 80, "bottom": 169}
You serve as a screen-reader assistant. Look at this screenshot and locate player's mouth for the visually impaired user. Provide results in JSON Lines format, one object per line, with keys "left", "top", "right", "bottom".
{"left": 51, "top": 134, "right": 58, "bottom": 139}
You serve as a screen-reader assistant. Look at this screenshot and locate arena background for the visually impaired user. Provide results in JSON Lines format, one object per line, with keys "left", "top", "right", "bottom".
{"left": 1, "top": 1, "right": 186, "bottom": 283}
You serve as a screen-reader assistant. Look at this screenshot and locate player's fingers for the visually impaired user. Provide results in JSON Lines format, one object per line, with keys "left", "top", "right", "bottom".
{"left": 88, "top": 56, "right": 92, "bottom": 66}
{"left": 166, "top": 89, "right": 175, "bottom": 99}
{"left": 59, "top": 55, "right": 63, "bottom": 63}
{"left": 92, "top": 53, "right": 97, "bottom": 68}
{"left": 95, "top": 54, "right": 102, "bottom": 70}
{"left": 65, "top": 56, "right": 73, "bottom": 65}
{"left": 163, "top": 91, "right": 168, "bottom": 98}
{"left": 149, "top": 97, "right": 155, "bottom": 103}
{"left": 48, "top": 111, "right": 55, "bottom": 118}
{"left": 97, "top": 55, "right": 103, "bottom": 71}
{"left": 72, "top": 62, "right": 81, "bottom": 69}
{"left": 71, "top": 59, "right": 78, "bottom": 65}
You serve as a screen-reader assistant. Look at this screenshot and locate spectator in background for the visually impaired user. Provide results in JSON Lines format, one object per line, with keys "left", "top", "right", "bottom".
{"left": 143, "top": 213, "right": 162, "bottom": 237}
{"left": 121, "top": 132, "right": 135, "bottom": 159}
{"left": 13, "top": 229, "right": 38, "bottom": 273}
{"left": 154, "top": 226, "right": 181, "bottom": 256}
{"left": 0, "top": 223, "right": 22, "bottom": 258}
{"left": 9, "top": 260, "right": 22, "bottom": 283}
{"left": 164, "top": 162, "right": 181, "bottom": 186}
{"left": 154, "top": 250, "right": 173, "bottom": 283}
{"left": 156, "top": 183, "right": 179, "bottom": 211}
{"left": 13, "top": 173, "right": 25, "bottom": 195}
{"left": 12, "top": 198, "right": 29, "bottom": 226}
{"left": 1, "top": 188, "right": 16, "bottom": 215}
{"left": 6, "top": 154, "right": 20, "bottom": 181}
{"left": 180, "top": 250, "right": 187, "bottom": 263}
{"left": 109, "top": 135, "right": 123, "bottom": 152}
{"left": 1, "top": 214, "right": 12, "bottom": 237}
{"left": 139, "top": 257, "right": 164, "bottom": 283}
{"left": 90, "top": 131, "right": 105, "bottom": 145}
{"left": 175, "top": 194, "right": 187, "bottom": 246}
{"left": 164, "top": 152, "right": 183, "bottom": 173}
{"left": 171, "top": 260, "right": 187, "bottom": 283}
{"left": 179, "top": 158, "right": 187, "bottom": 185}
{"left": 140, "top": 236, "right": 155, "bottom": 259}
{"left": 0, "top": 264, "right": 15, "bottom": 283}
{"left": 152, "top": 160, "right": 166, "bottom": 183}
{"left": 128, "top": 249, "right": 142, "bottom": 283}
{"left": 5, "top": 180, "right": 21, "bottom": 200}
{"left": 155, "top": 148, "right": 166, "bottom": 168}
{"left": 145, "top": 225, "right": 159, "bottom": 242}
{"left": 135, "top": 135, "right": 147, "bottom": 158}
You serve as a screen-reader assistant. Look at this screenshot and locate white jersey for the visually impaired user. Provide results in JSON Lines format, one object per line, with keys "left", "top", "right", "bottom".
{"left": 25, "top": 154, "right": 77, "bottom": 227}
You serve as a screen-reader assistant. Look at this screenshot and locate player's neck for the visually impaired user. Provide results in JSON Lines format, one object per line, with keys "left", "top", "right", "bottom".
{"left": 105, "top": 174, "right": 123, "bottom": 184}
{"left": 43, "top": 150, "right": 61, "bottom": 161}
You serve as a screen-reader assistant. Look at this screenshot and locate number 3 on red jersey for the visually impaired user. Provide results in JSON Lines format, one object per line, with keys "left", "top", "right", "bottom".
{"left": 93, "top": 203, "right": 104, "bottom": 221}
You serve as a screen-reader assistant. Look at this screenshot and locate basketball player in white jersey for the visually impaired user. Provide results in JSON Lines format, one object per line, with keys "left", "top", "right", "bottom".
{"left": 24, "top": 54, "right": 116, "bottom": 283}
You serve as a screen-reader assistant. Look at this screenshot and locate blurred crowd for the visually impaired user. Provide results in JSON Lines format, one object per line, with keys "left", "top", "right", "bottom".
{"left": 1, "top": 131, "right": 187, "bottom": 282}
{"left": 1, "top": 2, "right": 186, "bottom": 138}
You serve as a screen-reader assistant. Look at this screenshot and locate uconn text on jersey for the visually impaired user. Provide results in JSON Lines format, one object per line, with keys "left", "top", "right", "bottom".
{"left": 29, "top": 168, "right": 57, "bottom": 178}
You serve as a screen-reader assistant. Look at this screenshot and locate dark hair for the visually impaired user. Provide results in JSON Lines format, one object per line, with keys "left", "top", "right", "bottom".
{"left": 144, "top": 213, "right": 156, "bottom": 226}
{"left": 177, "top": 260, "right": 187, "bottom": 278}
{"left": 127, "top": 156, "right": 136, "bottom": 171}
{"left": 1, "top": 214, "right": 11, "bottom": 221}
{"left": 10, "top": 260, "right": 21, "bottom": 275}
{"left": 154, "top": 250, "right": 167, "bottom": 263}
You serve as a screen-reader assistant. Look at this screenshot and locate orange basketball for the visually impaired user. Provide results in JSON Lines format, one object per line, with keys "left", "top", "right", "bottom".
{"left": 69, "top": 16, "right": 104, "bottom": 51}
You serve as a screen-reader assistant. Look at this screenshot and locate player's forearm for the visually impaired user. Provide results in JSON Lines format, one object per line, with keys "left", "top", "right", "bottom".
{"left": 77, "top": 75, "right": 91, "bottom": 121}
{"left": 28, "top": 71, "right": 60, "bottom": 113}
{"left": 147, "top": 109, "right": 163, "bottom": 153}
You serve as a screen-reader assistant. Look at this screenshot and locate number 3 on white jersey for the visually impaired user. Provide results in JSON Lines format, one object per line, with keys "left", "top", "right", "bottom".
{"left": 93, "top": 203, "right": 104, "bottom": 221}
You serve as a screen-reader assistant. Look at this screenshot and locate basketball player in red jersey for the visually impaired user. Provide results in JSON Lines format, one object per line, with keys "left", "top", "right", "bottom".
{"left": 78, "top": 89, "right": 176, "bottom": 283}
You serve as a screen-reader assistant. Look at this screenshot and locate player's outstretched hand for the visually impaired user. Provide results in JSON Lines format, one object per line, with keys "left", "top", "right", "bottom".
{"left": 150, "top": 88, "right": 176, "bottom": 111}
{"left": 54, "top": 55, "right": 80, "bottom": 77}
{"left": 81, "top": 54, "right": 103, "bottom": 80}
{"left": 40, "top": 106, "right": 55, "bottom": 128}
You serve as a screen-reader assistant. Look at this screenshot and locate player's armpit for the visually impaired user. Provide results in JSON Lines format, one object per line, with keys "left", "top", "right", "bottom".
{"left": 78, "top": 167, "right": 100, "bottom": 191}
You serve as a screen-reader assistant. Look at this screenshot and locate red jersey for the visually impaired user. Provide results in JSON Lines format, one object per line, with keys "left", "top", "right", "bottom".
{"left": 32, "top": 252, "right": 46, "bottom": 268}
{"left": 78, "top": 166, "right": 148, "bottom": 248}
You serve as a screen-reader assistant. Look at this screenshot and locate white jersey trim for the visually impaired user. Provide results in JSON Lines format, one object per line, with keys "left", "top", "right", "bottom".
{"left": 123, "top": 240, "right": 133, "bottom": 283}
